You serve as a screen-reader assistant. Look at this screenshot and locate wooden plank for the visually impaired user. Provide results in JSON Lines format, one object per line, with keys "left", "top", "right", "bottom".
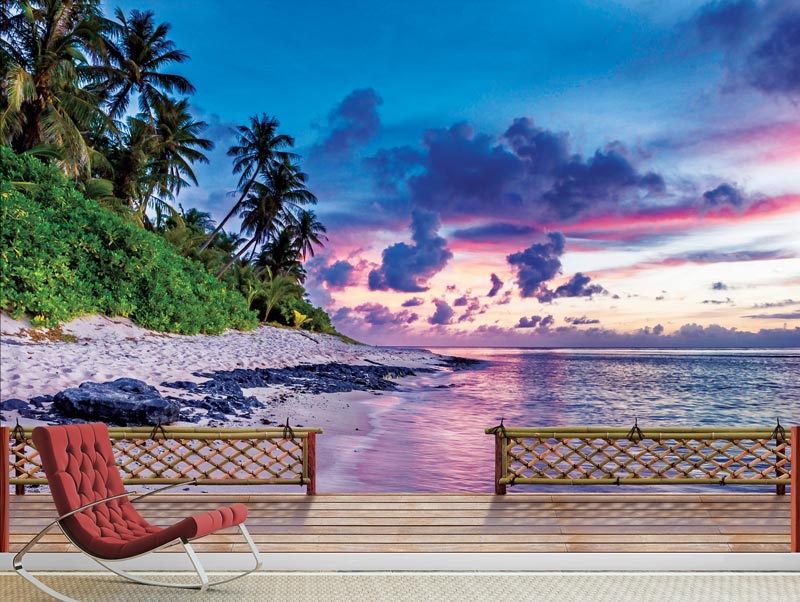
{"left": 566, "top": 543, "right": 732, "bottom": 552}
{"left": 6, "top": 492, "right": 789, "bottom": 554}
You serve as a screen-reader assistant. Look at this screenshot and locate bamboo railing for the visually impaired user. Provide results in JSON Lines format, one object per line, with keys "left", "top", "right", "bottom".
{"left": 793, "top": 426, "right": 799, "bottom": 553}
{"left": 487, "top": 424, "right": 793, "bottom": 495}
{"left": 1, "top": 426, "right": 9, "bottom": 554}
{"left": 5, "top": 425, "right": 321, "bottom": 492}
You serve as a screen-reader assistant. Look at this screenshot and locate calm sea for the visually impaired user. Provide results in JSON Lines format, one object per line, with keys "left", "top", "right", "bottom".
{"left": 336, "top": 348, "right": 800, "bottom": 493}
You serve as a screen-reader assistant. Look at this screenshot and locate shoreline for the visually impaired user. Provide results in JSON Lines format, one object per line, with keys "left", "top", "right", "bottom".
{"left": 0, "top": 313, "right": 463, "bottom": 491}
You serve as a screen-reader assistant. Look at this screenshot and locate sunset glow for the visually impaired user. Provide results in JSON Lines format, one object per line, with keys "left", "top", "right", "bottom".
{"left": 124, "top": 0, "right": 800, "bottom": 346}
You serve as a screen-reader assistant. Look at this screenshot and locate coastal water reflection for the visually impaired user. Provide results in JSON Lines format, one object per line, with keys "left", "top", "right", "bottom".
{"left": 347, "top": 348, "right": 800, "bottom": 493}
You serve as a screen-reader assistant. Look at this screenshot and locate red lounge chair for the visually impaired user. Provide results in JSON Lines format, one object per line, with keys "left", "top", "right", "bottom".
{"left": 13, "top": 423, "right": 262, "bottom": 601}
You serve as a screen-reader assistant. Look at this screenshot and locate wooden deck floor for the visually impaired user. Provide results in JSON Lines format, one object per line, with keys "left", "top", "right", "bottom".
{"left": 8, "top": 492, "right": 792, "bottom": 553}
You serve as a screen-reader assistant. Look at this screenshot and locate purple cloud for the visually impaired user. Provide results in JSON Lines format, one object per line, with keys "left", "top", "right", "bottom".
{"left": 750, "top": 299, "right": 797, "bottom": 309}
{"left": 367, "top": 117, "right": 666, "bottom": 226}
{"left": 712, "top": 281, "right": 728, "bottom": 290}
{"left": 352, "top": 303, "right": 419, "bottom": 326}
{"left": 317, "top": 259, "right": 355, "bottom": 289}
{"left": 703, "top": 183, "right": 745, "bottom": 208}
{"left": 369, "top": 209, "right": 453, "bottom": 292}
{"left": 312, "top": 88, "right": 383, "bottom": 158}
{"left": 429, "top": 299, "right": 454, "bottom": 325}
{"left": 565, "top": 316, "right": 601, "bottom": 325}
{"left": 746, "top": 10, "right": 800, "bottom": 96}
{"left": 507, "top": 234, "right": 606, "bottom": 302}
{"left": 541, "top": 146, "right": 665, "bottom": 220}
{"left": 551, "top": 273, "right": 607, "bottom": 301}
{"left": 451, "top": 222, "right": 539, "bottom": 242}
{"left": 487, "top": 273, "right": 504, "bottom": 298}
{"left": 516, "top": 314, "right": 554, "bottom": 329}
{"left": 401, "top": 297, "right": 425, "bottom": 307}
{"left": 507, "top": 232, "right": 566, "bottom": 298}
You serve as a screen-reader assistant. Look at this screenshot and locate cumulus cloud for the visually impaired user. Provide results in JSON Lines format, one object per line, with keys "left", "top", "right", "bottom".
{"left": 565, "top": 316, "right": 601, "bottom": 325}
{"left": 364, "top": 145, "right": 425, "bottom": 194}
{"left": 316, "top": 259, "right": 356, "bottom": 289}
{"left": 506, "top": 233, "right": 605, "bottom": 302}
{"left": 702, "top": 183, "right": 745, "bottom": 208}
{"left": 368, "top": 209, "right": 453, "bottom": 292}
{"left": 311, "top": 88, "right": 383, "bottom": 158}
{"left": 365, "top": 117, "right": 667, "bottom": 226}
{"left": 551, "top": 273, "right": 607, "bottom": 300}
{"left": 487, "top": 273, "right": 504, "bottom": 297}
{"left": 516, "top": 315, "right": 554, "bottom": 329}
{"left": 335, "top": 303, "right": 418, "bottom": 327}
{"left": 712, "top": 281, "right": 728, "bottom": 290}
{"left": 507, "top": 232, "right": 566, "bottom": 298}
{"left": 702, "top": 297, "right": 733, "bottom": 304}
{"left": 429, "top": 299, "right": 454, "bottom": 325}
{"left": 401, "top": 297, "right": 425, "bottom": 307}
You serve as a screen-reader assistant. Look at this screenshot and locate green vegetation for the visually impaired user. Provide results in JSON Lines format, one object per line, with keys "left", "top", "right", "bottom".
{"left": 0, "top": 1, "right": 339, "bottom": 337}
{"left": 0, "top": 148, "right": 256, "bottom": 333}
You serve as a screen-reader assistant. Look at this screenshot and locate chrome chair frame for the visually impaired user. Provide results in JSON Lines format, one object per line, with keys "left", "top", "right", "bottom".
{"left": 13, "top": 479, "right": 263, "bottom": 602}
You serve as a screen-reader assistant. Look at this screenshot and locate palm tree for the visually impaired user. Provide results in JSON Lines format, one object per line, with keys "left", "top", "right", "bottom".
{"left": 199, "top": 114, "right": 296, "bottom": 251}
{"left": 105, "top": 114, "right": 153, "bottom": 208}
{"left": 181, "top": 207, "right": 215, "bottom": 232}
{"left": 215, "top": 182, "right": 288, "bottom": 277}
{"left": 258, "top": 268, "right": 304, "bottom": 322}
{"left": 100, "top": 8, "right": 194, "bottom": 120}
{"left": 133, "top": 96, "right": 212, "bottom": 224}
{"left": 255, "top": 228, "right": 306, "bottom": 283}
{"left": 292, "top": 209, "right": 327, "bottom": 260}
{"left": 0, "top": 0, "right": 114, "bottom": 176}
{"left": 217, "top": 160, "right": 315, "bottom": 276}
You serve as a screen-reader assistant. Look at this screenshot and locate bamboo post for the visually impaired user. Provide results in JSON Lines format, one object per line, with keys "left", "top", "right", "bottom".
{"left": 776, "top": 428, "right": 787, "bottom": 496}
{"left": 494, "top": 433, "right": 507, "bottom": 495}
{"left": 1, "top": 426, "right": 9, "bottom": 553}
{"left": 306, "top": 432, "right": 316, "bottom": 496}
{"left": 13, "top": 428, "right": 24, "bottom": 496}
{"left": 792, "top": 426, "right": 799, "bottom": 553}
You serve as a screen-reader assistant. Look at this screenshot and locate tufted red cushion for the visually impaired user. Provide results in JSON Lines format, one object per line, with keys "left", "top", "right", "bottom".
{"left": 32, "top": 423, "right": 248, "bottom": 559}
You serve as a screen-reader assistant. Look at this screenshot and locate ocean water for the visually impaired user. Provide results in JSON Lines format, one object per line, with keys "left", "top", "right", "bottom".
{"left": 343, "top": 348, "right": 800, "bottom": 493}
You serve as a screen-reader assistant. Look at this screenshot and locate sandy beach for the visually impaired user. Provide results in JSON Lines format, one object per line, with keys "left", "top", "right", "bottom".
{"left": 0, "top": 313, "right": 450, "bottom": 491}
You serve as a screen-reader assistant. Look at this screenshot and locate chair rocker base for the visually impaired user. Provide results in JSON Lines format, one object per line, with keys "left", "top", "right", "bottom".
{"left": 14, "top": 520, "right": 262, "bottom": 602}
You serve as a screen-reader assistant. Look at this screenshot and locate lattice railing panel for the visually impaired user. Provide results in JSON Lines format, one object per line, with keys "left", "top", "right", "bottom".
{"left": 490, "top": 427, "right": 792, "bottom": 486}
{"left": 8, "top": 427, "right": 320, "bottom": 486}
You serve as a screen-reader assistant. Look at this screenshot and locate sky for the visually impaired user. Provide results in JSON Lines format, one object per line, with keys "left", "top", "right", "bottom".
{"left": 114, "top": 0, "right": 800, "bottom": 347}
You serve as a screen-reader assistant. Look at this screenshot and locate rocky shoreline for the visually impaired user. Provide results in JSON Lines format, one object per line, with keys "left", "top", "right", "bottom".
{"left": 1, "top": 358, "right": 477, "bottom": 427}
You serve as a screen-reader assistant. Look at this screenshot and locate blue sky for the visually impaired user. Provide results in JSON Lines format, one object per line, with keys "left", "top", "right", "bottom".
{"left": 111, "top": 0, "right": 800, "bottom": 346}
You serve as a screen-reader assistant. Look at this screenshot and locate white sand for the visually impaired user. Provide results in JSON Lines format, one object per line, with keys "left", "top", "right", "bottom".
{"left": 0, "top": 313, "right": 441, "bottom": 403}
{"left": 0, "top": 313, "right": 446, "bottom": 490}
{"left": 0, "top": 313, "right": 441, "bottom": 434}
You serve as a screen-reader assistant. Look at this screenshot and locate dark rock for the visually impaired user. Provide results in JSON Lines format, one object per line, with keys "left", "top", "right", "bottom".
{"left": 1, "top": 398, "right": 27, "bottom": 410}
{"left": 52, "top": 378, "right": 180, "bottom": 426}
{"left": 29, "top": 395, "right": 53, "bottom": 407}
{"left": 440, "top": 356, "right": 482, "bottom": 369}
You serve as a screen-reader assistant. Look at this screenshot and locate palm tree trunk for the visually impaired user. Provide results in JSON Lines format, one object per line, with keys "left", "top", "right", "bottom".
{"left": 199, "top": 176, "right": 257, "bottom": 252}
{"left": 217, "top": 237, "right": 257, "bottom": 278}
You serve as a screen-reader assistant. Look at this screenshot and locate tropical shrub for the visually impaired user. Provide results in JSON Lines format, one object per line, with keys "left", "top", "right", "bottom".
{"left": 0, "top": 148, "right": 257, "bottom": 334}
{"left": 275, "top": 296, "right": 335, "bottom": 334}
